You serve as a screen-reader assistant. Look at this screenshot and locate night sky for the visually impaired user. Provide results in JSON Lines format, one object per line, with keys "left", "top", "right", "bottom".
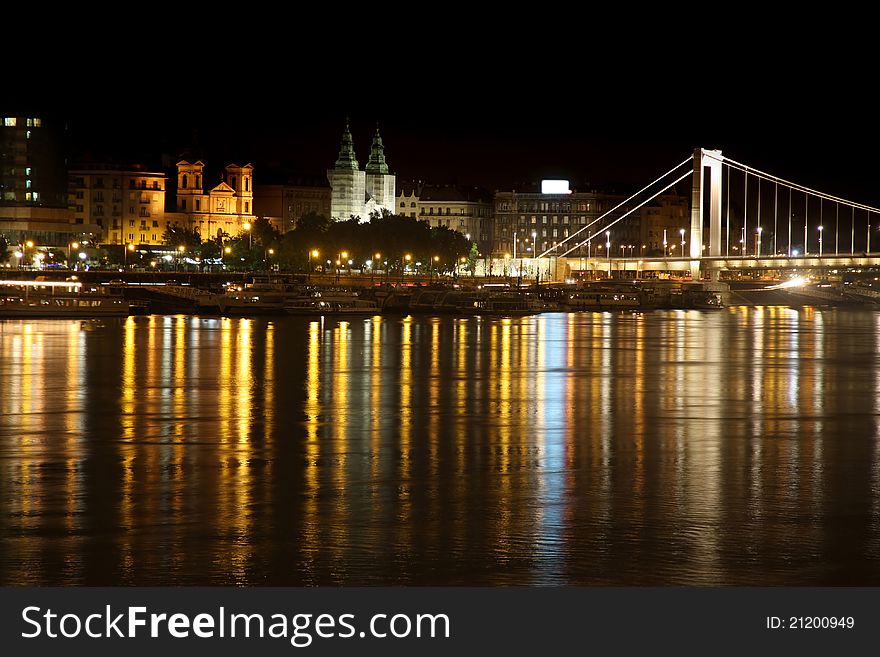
{"left": 12, "top": 43, "right": 879, "bottom": 206}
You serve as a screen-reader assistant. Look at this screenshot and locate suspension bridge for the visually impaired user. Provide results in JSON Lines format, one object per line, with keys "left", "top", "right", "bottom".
{"left": 536, "top": 148, "right": 880, "bottom": 280}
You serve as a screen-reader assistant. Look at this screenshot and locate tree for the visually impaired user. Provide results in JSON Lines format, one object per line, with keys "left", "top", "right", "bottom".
{"left": 162, "top": 222, "right": 201, "bottom": 250}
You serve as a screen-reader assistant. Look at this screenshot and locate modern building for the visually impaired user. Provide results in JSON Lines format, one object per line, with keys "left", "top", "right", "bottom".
{"left": 395, "top": 181, "right": 493, "bottom": 247}
{"left": 1, "top": 115, "right": 72, "bottom": 246}
{"left": 327, "top": 123, "right": 395, "bottom": 221}
{"left": 254, "top": 173, "right": 331, "bottom": 234}
{"left": 172, "top": 160, "right": 255, "bottom": 239}
{"left": 69, "top": 164, "right": 168, "bottom": 245}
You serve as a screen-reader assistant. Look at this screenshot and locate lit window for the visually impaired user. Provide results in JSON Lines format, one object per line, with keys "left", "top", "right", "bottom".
{"left": 33, "top": 118, "right": 41, "bottom": 127}
{"left": 25, "top": 167, "right": 31, "bottom": 175}
{"left": 26, "top": 131, "right": 31, "bottom": 139}
{"left": 26, "top": 180, "right": 31, "bottom": 188}
{"left": 3, "top": 118, "right": 15, "bottom": 126}
{"left": 26, "top": 192, "right": 32, "bottom": 201}
{"left": 27, "top": 118, "right": 33, "bottom": 126}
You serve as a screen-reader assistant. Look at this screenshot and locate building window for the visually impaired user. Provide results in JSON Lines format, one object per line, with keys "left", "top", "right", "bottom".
{"left": 128, "top": 234, "right": 134, "bottom": 241}
{"left": 182, "top": 175, "right": 188, "bottom": 189}
{"left": 244, "top": 202, "right": 249, "bottom": 213}
{"left": 245, "top": 177, "right": 249, "bottom": 192}
{"left": 3, "top": 118, "right": 15, "bottom": 126}
{"left": 196, "top": 175, "right": 201, "bottom": 188}
{"left": 152, "top": 234, "right": 157, "bottom": 242}
{"left": 129, "top": 207, "right": 135, "bottom": 215}
{"left": 153, "top": 181, "right": 159, "bottom": 189}
{"left": 400, "top": 202, "right": 405, "bottom": 208}
{"left": 410, "top": 202, "right": 416, "bottom": 208}
{"left": 76, "top": 191, "right": 83, "bottom": 199}
{"left": 140, "top": 234, "right": 146, "bottom": 242}
{"left": 129, "top": 220, "right": 135, "bottom": 227}
{"left": 76, "top": 205, "right": 83, "bottom": 212}
{"left": 181, "top": 199, "right": 187, "bottom": 210}
{"left": 152, "top": 220, "right": 159, "bottom": 227}
{"left": 230, "top": 176, "right": 237, "bottom": 189}
{"left": 26, "top": 180, "right": 31, "bottom": 189}
{"left": 25, "top": 167, "right": 31, "bottom": 175}
{"left": 195, "top": 199, "right": 200, "bottom": 211}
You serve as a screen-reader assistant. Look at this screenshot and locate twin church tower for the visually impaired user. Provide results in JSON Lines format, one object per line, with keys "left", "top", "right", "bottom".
{"left": 327, "top": 121, "right": 395, "bottom": 222}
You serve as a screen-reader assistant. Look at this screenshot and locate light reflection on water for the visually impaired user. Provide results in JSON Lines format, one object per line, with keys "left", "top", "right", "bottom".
{"left": 1, "top": 308, "right": 880, "bottom": 586}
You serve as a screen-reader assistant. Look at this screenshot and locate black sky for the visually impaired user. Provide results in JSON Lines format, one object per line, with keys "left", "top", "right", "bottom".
{"left": 13, "top": 35, "right": 880, "bottom": 206}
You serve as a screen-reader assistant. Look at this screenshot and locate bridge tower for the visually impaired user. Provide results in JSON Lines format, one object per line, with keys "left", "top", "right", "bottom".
{"left": 690, "top": 148, "right": 723, "bottom": 279}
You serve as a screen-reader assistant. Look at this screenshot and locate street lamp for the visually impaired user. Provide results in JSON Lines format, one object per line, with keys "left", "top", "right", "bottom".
{"left": 818, "top": 225, "right": 823, "bottom": 256}
{"left": 679, "top": 228, "right": 686, "bottom": 258}
{"left": 756, "top": 226, "right": 762, "bottom": 257}
{"left": 124, "top": 242, "right": 135, "bottom": 270}
{"left": 68, "top": 241, "right": 79, "bottom": 268}
{"left": 404, "top": 253, "right": 411, "bottom": 275}
{"left": 605, "top": 231, "right": 611, "bottom": 278}
{"left": 242, "top": 221, "right": 252, "bottom": 259}
{"left": 177, "top": 244, "right": 185, "bottom": 271}
{"left": 430, "top": 255, "right": 439, "bottom": 283}
{"left": 308, "top": 249, "right": 319, "bottom": 283}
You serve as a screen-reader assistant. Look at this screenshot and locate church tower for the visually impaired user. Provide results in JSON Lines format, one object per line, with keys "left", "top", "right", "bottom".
{"left": 327, "top": 120, "right": 366, "bottom": 221}
{"left": 224, "top": 163, "right": 254, "bottom": 217}
{"left": 176, "top": 160, "right": 204, "bottom": 212}
{"left": 364, "top": 125, "right": 395, "bottom": 218}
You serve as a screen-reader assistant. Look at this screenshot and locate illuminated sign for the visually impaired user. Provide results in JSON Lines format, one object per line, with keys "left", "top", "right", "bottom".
{"left": 541, "top": 180, "right": 571, "bottom": 194}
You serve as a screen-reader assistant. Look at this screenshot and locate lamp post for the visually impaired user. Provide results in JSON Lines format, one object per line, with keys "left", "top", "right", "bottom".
{"left": 68, "top": 241, "right": 79, "bottom": 269}
{"left": 308, "top": 249, "right": 319, "bottom": 283}
{"left": 741, "top": 226, "right": 746, "bottom": 257}
{"left": 818, "top": 225, "right": 823, "bottom": 257}
{"left": 404, "top": 253, "right": 411, "bottom": 278}
{"left": 605, "top": 231, "right": 611, "bottom": 278}
{"left": 662, "top": 228, "right": 667, "bottom": 258}
{"left": 177, "top": 245, "right": 185, "bottom": 271}
{"left": 680, "top": 228, "right": 686, "bottom": 258}
{"left": 756, "top": 226, "right": 762, "bottom": 257}
{"left": 430, "top": 255, "right": 439, "bottom": 283}
{"left": 124, "top": 242, "right": 135, "bottom": 270}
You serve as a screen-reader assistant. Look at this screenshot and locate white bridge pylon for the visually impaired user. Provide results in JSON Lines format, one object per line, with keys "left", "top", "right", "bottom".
{"left": 691, "top": 148, "right": 723, "bottom": 279}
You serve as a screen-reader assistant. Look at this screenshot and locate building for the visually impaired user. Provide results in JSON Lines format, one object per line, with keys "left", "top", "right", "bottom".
{"left": 1, "top": 115, "right": 72, "bottom": 246}
{"left": 395, "top": 181, "right": 493, "bottom": 247}
{"left": 493, "top": 184, "right": 636, "bottom": 260}
{"left": 327, "top": 123, "right": 395, "bottom": 221}
{"left": 69, "top": 164, "right": 168, "bottom": 245}
{"left": 254, "top": 173, "right": 331, "bottom": 234}
{"left": 640, "top": 193, "right": 689, "bottom": 256}
{"left": 172, "top": 160, "right": 254, "bottom": 239}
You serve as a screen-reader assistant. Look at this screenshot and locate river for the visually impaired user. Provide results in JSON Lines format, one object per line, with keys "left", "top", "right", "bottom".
{"left": 2, "top": 307, "right": 879, "bottom": 585}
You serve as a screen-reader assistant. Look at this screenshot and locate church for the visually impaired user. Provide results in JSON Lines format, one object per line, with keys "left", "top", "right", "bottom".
{"left": 327, "top": 122, "right": 395, "bottom": 222}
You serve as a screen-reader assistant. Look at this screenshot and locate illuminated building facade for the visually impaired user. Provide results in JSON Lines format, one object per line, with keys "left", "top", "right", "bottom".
{"left": 327, "top": 123, "right": 395, "bottom": 221}
{"left": 395, "top": 181, "right": 493, "bottom": 247}
{"left": 69, "top": 165, "right": 167, "bottom": 245}
{"left": 173, "top": 160, "right": 255, "bottom": 239}
{"left": 1, "top": 115, "right": 72, "bottom": 245}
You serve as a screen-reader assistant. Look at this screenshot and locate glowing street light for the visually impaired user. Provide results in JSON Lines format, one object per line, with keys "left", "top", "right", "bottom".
{"left": 679, "top": 228, "right": 686, "bottom": 258}
{"left": 818, "top": 225, "right": 824, "bottom": 256}
{"left": 605, "top": 231, "right": 611, "bottom": 278}
{"left": 68, "top": 241, "right": 80, "bottom": 267}
{"left": 242, "top": 221, "right": 252, "bottom": 251}
{"left": 756, "top": 226, "right": 762, "bottom": 257}
{"left": 308, "top": 249, "right": 319, "bottom": 283}
{"left": 124, "top": 242, "right": 135, "bottom": 270}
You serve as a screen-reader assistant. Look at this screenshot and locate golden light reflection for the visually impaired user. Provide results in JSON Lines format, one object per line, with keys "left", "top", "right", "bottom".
{"left": 301, "top": 320, "right": 321, "bottom": 580}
